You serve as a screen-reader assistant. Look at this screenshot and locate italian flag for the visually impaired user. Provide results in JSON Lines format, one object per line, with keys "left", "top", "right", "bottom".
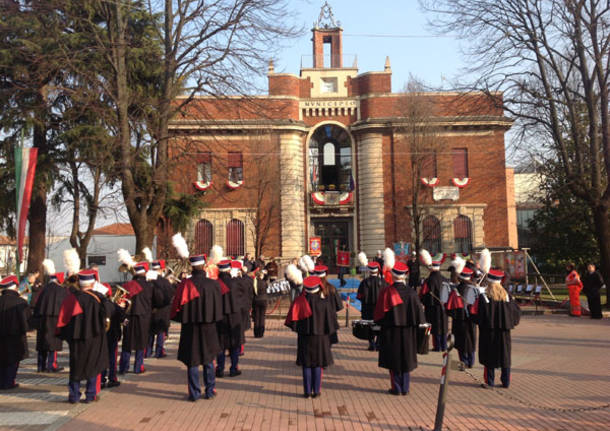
{"left": 15, "top": 147, "right": 38, "bottom": 262}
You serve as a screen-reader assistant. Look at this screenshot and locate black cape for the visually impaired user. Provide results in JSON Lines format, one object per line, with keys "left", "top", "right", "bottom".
{"left": 423, "top": 271, "right": 448, "bottom": 336}
{"left": 473, "top": 293, "right": 521, "bottom": 368}
{"left": 238, "top": 275, "right": 254, "bottom": 338}
{"left": 0, "top": 290, "right": 31, "bottom": 366}
{"left": 172, "top": 270, "right": 223, "bottom": 367}
{"left": 57, "top": 290, "right": 112, "bottom": 381}
{"left": 285, "top": 291, "right": 336, "bottom": 368}
{"left": 357, "top": 275, "right": 386, "bottom": 320}
{"left": 375, "top": 283, "right": 425, "bottom": 373}
{"left": 33, "top": 281, "right": 68, "bottom": 352}
{"left": 122, "top": 276, "right": 155, "bottom": 351}
{"left": 447, "top": 282, "right": 476, "bottom": 355}
{"left": 217, "top": 273, "right": 244, "bottom": 350}
{"left": 150, "top": 277, "right": 175, "bottom": 334}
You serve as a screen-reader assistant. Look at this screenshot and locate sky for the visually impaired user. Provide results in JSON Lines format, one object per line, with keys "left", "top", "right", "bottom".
{"left": 268, "top": 0, "right": 467, "bottom": 91}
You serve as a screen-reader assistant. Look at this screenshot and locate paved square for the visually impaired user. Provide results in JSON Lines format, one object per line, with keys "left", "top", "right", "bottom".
{"left": 1, "top": 314, "right": 608, "bottom": 430}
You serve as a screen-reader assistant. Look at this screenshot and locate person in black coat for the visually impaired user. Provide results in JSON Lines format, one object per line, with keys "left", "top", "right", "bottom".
{"left": 171, "top": 254, "right": 224, "bottom": 401}
{"left": 313, "top": 265, "right": 344, "bottom": 346}
{"left": 421, "top": 259, "right": 449, "bottom": 351}
{"left": 216, "top": 260, "right": 244, "bottom": 377}
{"left": 119, "top": 262, "right": 163, "bottom": 374}
{"left": 147, "top": 260, "right": 175, "bottom": 358}
{"left": 471, "top": 269, "right": 521, "bottom": 388}
{"left": 0, "top": 276, "right": 31, "bottom": 390}
{"left": 407, "top": 253, "right": 420, "bottom": 288}
{"left": 374, "top": 262, "right": 425, "bottom": 396}
{"left": 251, "top": 269, "right": 269, "bottom": 338}
{"left": 57, "top": 270, "right": 113, "bottom": 403}
{"left": 33, "top": 270, "right": 68, "bottom": 373}
{"left": 356, "top": 261, "right": 386, "bottom": 350}
{"left": 285, "top": 276, "right": 336, "bottom": 398}
{"left": 446, "top": 267, "right": 477, "bottom": 368}
{"left": 582, "top": 263, "right": 604, "bottom": 319}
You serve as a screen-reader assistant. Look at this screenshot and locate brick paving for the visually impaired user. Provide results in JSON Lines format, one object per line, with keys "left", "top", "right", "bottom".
{"left": 0, "top": 313, "right": 608, "bottom": 431}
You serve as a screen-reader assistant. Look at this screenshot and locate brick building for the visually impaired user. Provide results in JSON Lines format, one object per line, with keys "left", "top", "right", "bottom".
{"left": 168, "top": 4, "right": 517, "bottom": 269}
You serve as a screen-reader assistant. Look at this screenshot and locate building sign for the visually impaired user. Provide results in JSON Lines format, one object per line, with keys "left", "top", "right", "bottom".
{"left": 309, "top": 237, "right": 322, "bottom": 256}
{"left": 299, "top": 99, "right": 358, "bottom": 109}
{"left": 336, "top": 250, "right": 350, "bottom": 267}
{"left": 393, "top": 242, "right": 410, "bottom": 263}
{"left": 433, "top": 186, "right": 460, "bottom": 201}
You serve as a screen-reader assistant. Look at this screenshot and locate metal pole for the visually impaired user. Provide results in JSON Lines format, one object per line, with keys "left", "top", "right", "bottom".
{"left": 433, "top": 334, "right": 455, "bottom": 431}
{"left": 345, "top": 295, "right": 349, "bottom": 327}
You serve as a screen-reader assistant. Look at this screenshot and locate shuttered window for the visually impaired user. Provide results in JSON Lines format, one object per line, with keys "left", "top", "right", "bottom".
{"left": 452, "top": 148, "right": 468, "bottom": 178}
{"left": 226, "top": 219, "right": 245, "bottom": 257}
{"left": 194, "top": 219, "right": 213, "bottom": 254}
{"left": 422, "top": 215, "right": 441, "bottom": 255}
{"left": 228, "top": 152, "right": 243, "bottom": 182}
{"left": 421, "top": 152, "right": 437, "bottom": 178}
{"left": 197, "top": 152, "right": 212, "bottom": 183}
{"left": 454, "top": 215, "right": 472, "bottom": 253}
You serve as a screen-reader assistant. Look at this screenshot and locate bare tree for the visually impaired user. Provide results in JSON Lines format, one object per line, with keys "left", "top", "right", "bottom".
{"left": 421, "top": 0, "right": 610, "bottom": 306}
{"left": 395, "top": 77, "right": 444, "bottom": 255}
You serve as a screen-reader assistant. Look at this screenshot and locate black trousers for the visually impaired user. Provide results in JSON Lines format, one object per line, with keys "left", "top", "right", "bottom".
{"left": 586, "top": 292, "right": 603, "bottom": 319}
{"left": 252, "top": 302, "right": 267, "bottom": 338}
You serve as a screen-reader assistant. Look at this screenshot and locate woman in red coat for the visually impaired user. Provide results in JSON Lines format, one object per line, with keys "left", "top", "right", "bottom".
{"left": 565, "top": 263, "right": 583, "bottom": 317}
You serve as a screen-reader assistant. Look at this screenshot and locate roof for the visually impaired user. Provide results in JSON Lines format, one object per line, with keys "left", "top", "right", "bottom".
{"left": 92, "top": 223, "right": 134, "bottom": 236}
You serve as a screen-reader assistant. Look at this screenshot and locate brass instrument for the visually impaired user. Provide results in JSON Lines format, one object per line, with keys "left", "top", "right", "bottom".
{"left": 111, "top": 284, "right": 132, "bottom": 314}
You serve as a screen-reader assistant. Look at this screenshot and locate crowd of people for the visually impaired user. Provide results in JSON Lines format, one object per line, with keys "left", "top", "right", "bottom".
{"left": 0, "top": 241, "right": 602, "bottom": 401}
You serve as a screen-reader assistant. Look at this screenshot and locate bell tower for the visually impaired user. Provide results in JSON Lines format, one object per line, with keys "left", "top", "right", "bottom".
{"left": 312, "top": 2, "right": 343, "bottom": 68}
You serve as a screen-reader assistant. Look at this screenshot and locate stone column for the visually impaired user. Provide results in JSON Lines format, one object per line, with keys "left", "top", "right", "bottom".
{"left": 279, "top": 132, "right": 306, "bottom": 258}
{"left": 357, "top": 132, "right": 386, "bottom": 256}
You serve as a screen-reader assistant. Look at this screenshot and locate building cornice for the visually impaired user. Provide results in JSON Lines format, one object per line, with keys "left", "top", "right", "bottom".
{"left": 350, "top": 116, "right": 514, "bottom": 132}
{"left": 168, "top": 119, "right": 309, "bottom": 134}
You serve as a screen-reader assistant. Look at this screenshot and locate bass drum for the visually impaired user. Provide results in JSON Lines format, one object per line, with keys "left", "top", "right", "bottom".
{"left": 351, "top": 319, "right": 374, "bottom": 340}
{"left": 417, "top": 323, "right": 431, "bottom": 355}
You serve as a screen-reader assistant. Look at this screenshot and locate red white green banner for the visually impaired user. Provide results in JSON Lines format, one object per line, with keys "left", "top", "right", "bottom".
{"left": 15, "top": 147, "right": 38, "bottom": 262}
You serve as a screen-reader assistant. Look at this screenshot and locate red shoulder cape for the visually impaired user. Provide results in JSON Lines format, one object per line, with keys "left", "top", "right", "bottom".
{"left": 446, "top": 290, "right": 464, "bottom": 311}
{"left": 56, "top": 294, "right": 83, "bottom": 331}
{"left": 123, "top": 280, "right": 143, "bottom": 298}
{"left": 217, "top": 279, "right": 230, "bottom": 295}
{"left": 170, "top": 279, "right": 200, "bottom": 318}
{"left": 284, "top": 294, "right": 312, "bottom": 325}
{"left": 373, "top": 285, "right": 404, "bottom": 321}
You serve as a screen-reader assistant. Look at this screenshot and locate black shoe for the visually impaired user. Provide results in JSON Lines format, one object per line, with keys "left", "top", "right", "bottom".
{"left": 117, "top": 370, "right": 126, "bottom": 375}
{"left": 367, "top": 346, "right": 375, "bottom": 351}
{"left": 303, "top": 393, "right": 311, "bottom": 399}
{"left": 229, "top": 370, "right": 242, "bottom": 377}
{"left": 387, "top": 389, "right": 400, "bottom": 396}
{"left": 215, "top": 369, "right": 224, "bottom": 378}
{"left": 187, "top": 396, "right": 200, "bottom": 402}
{"left": 100, "top": 382, "right": 107, "bottom": 389}
{"left": 203, "top": 393, "right": 216, "bottom": 400}
{"left": 81, "top": 397, "right": 97, "bottom": 404}
{"left": 312, "top": 393, "right": 320, "bottom": 398}
{"left": 401, "top": 392, "right": 408, "bottom": 396}
{"left": 155, "top": 353, "right": 167, "bottom": 358}
{"left": 51, "top": 367, "right": 65, "bottom": 373}
{"left": 107, "top": 381, "right": 121, "bottom": 388}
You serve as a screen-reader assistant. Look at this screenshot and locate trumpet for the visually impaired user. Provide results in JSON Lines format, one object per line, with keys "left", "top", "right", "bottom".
{"left": 111, "top": 285, "right": 132, "bottom": 313}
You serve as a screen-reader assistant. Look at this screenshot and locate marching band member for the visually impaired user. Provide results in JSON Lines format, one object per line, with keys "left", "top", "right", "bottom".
{"left": 356, "top": 253, "right": 386, "bottom": 351}
{"left": 251, "top": 269, "right": 269, "bottom": 338}
{"left": 285, "top": 276, "right": 336, "bottom": 398}
{"left": 170, "top": 243, "right": 225, "bottom": 401}
{"left": 313, "top": 264, "right": 343, "bottom": 346}
{"left": 287, "top": 262, "right": 304, "bottom": 302}
{"left": 57, "top": 269, "right": 112, "bottom": 403}
{"left": 147, "top": 259, "right": 175, "bottom": 359}
{"left": 237, "top": 261, "right": 254, "bottom": 351}
{"left": 0, "top": 275, "right": 31, "bottom": 390}
{"left": 216, "top": 260, "right": 244, "bottom": 377}
{"left": 420, "top": 250, "right": 448, "bottom": 351}
{"left": 33, "top": 259, "right": 67, "bottom": 373}
{"left": 374, "top": 262, "right": 425, "bottom": 396}
{"left": 446, "top": 263, "right": 477, "bottom": 368}
{"left": 100, "top": 289, "right": 125, "bottom": 389}
{"left": 471, "top": 268, "right": 521, "bottom": 388}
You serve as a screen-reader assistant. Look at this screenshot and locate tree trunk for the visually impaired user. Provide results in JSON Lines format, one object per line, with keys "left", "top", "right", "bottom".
{"left": 26, "top": 122, "right": 48, "bottom": 275}
{"left": 592, "top": 204, "right": 610, "bottom": 309}
{"left": 132, "top": 216, "right": 154, "bottom": 257}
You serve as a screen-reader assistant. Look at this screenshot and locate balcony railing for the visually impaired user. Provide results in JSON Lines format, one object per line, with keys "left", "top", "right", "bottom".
{"left": 300, "top": 54, "right": 358, "bottom": 70}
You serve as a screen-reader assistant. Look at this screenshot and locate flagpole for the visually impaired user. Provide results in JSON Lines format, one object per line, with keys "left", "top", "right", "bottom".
{"left": 15, "top": 129, "right": 24, "bottom": 281}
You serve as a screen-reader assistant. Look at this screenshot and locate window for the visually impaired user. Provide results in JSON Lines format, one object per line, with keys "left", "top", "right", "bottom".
{"left": 421, "top": 152, "right": 437, "bottom": 178}
{"left": 422, "top": 215, "right": 441, "bottom": 255}
{"left": 320, "top": 77, "right": 338, "bottom": 93}
{"left": 195, "top": 219, "right": 213, "bottom": 254}
{"left": 228, "top": 152, "right": 243, "bottom": 183}
{"left": 226, "top": 219, "right": 245, "bottom": 257}
{"left": 88, "top": 255, "right": 106, "bottom": 266}
{"left": 454, "top": 215, "right": 472, "bottom": 254}
{"left": 452, "top": 148, "right": 468, "bottom": 178}
{"left": 308, "top": 124, "right": 352, "bottom": 191}
{"left": 197, "top": 152, "right": 212, "bottom": 183}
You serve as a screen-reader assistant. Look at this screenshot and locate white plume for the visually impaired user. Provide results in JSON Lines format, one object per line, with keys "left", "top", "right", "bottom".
{"left": 420, "top": 249, "right": 432, "bottom": 267}
{"left": 142, "top": 247, "right": 153, "bottom": 263}
{"left": 92, "top": 281, "right": 108, "bottom": 296}
{"left": 146, "top": 270, "right": 158, "bottom": 281}
{"left": 285, "top": 264, "right": 303, "bottom": 285}
{"left": 479, "top": 248, "right": 491, "bottom": 274}
{"left": 357, "top": 251, "right": 368, "bottom": 267}
{"left": 383, "top": 247, "right": 395, "bottom": 270}
{"left": 298, "top": 255, "right": 315, "bottom": 273}
{"left": 117, "top": 248, "right": 136, "bottom": 269}
{"left": 209, "top": 245, "right": 224, "bottom": 264}
{"left": 63, "top": 248, "right": 81, "bottom": 275}
{"left": 172, "top": 233, "right": 190, "bottom": 259}
{"left": 42, "top": 259, "right": 56, "bottom": 276}
{"left": 451, "top": 255, "right": 466, "bottom": 275}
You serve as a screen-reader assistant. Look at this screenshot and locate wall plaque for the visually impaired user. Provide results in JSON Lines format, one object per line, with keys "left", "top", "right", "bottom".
{"left": 433, "top": 186, "right": 459, "bottom": 201}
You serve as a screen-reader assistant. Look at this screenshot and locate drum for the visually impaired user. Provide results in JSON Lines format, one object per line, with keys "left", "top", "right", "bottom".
{"left": 351, "top": 320, "right": 379, "bottom": 340}
{"left": 417, "top": 323, "right": 431, "bottom": 355}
